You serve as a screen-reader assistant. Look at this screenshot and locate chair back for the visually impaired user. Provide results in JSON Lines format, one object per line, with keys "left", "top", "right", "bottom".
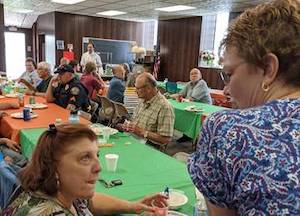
{"left": 89, "top": 100, "right": 99, "bottom": 121}
{"left": 98, "top": 96, "right": 115, "bottom": 125}
{"left": 112, "top": 102, "right": 130, "bottom": 125}
{"left": 166, "top": 81, "right": 178, "bottom": 94}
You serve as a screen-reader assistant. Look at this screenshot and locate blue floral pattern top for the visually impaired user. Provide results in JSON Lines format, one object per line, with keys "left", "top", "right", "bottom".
{"left": 188, "top": 99, "right": 300, "bottom": 216}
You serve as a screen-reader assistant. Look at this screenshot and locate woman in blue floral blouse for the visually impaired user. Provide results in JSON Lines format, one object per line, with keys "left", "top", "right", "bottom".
{"left": 1, "top": 123, "right": 167, "bottom": 215}
{"left": 188, "top": 0, "right": 300, "bottom": 215}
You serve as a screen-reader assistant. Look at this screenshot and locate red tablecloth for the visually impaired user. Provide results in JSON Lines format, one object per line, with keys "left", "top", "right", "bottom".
{"left": 0, "top": 96, "right": 90, "bottom": 142}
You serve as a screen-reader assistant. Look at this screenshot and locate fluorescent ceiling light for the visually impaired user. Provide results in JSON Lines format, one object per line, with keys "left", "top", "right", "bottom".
{"left": 14, "top": 9, "right": 34, "bottom": 13}
{"left": 51, "top": 0, "right": 86, "bottom": 4}
{"left": 97, "top": 10, "right": 126, "bottom": 16}
{"left": 155, "top": 5, "right": 196, "bottom": 12}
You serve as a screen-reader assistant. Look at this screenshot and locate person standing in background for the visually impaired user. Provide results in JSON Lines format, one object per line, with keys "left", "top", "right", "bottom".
{"left": 80, "top": 42, "right": 103, "bottom": 75}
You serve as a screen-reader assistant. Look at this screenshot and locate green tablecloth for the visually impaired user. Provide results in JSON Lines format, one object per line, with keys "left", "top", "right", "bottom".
{"left": 157, "top": 81, "right": 185, "bottom": 92}
{"left": 169, "top": 99, "right": 225, "bottom": 139}
{"left": 20, "top": 128, "right": 196, "bottom": 215}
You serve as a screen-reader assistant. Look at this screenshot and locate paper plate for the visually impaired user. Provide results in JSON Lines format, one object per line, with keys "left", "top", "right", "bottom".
{"left": 168, "top": 211, "right": 188, "bottom": 216}
{"left": 184, "top": 105, "right": 203, "bottom": 113}
{"left": 10, "top": 112, "right": 38, "bottom": 119}
{"left": 90, "top": 124, "right": 118, "bottom": 136}
{"left": 5, "top": 93, "right": 18, "bottom": 98}
{"left": 168, "top": 190, "right": 188, "bottom": 210}
{"left": 25, "top": 103, "right": 48, "bottom": 109}
{"left": 0, "top": 95, "right": 5, "bottom": 99}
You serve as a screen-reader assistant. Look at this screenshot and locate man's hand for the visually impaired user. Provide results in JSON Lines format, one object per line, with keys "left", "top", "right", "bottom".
{"left": 130, "top": 193, "right": 168, "bottom": 214}
{"left": 127, "top": 122, "right": 145, "bottom": 137}
{"left": 0, "top": 138, "right": 21, "bottom": 152}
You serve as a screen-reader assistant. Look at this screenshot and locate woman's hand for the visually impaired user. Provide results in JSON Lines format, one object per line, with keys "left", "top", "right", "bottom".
{"left": 130, "top": 193, "right": 168, "bottom": 214}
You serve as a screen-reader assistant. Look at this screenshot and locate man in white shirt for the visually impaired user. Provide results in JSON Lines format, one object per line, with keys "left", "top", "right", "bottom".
{"left": 80, "top": 42, "right": 103, "bottom": 75}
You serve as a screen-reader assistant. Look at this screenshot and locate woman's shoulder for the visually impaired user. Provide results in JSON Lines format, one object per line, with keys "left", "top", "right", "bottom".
{"left": 2, "top": 192, "right": 73, "bottom": 216}
{"left": 207, "top": 99, "right": 300, "bottom": 125}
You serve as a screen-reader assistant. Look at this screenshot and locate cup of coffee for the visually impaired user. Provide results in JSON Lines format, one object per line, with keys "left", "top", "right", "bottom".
{"left": 105, "top": 154, "right": 119, "bottom": 172}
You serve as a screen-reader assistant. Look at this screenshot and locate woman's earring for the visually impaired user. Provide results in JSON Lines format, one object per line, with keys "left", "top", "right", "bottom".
{"left": 55, "top": 173, "right": 60, "bottom": 188}
{"left": 261, "top": 82, "right": 270, "bottom": 92}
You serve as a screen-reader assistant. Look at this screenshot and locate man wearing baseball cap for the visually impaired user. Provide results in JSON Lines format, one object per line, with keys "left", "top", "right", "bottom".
{"left": 45, "top": 64, "right": 91, "bottom": 113}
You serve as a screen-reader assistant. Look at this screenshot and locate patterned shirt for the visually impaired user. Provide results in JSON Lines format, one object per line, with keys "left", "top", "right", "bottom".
{"left": 20, "top": 70, "right": 41, "bottom": 88}
{"left": 132, "top": 92, "right": 175, "bottom": 143}
{"left": 188, "top": 99, "right": 300, "bottom": 216}
{"left": 2, "top": 191, "right": 93, "bottom": 216}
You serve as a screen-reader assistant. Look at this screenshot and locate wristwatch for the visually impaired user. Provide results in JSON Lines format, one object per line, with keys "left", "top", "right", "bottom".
{"left": 144, "top": 131, "right": 149, "bottom": 139}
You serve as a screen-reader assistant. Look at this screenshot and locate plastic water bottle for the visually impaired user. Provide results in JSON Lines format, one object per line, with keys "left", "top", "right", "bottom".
{"left": 194, "top": 200, "right": 208, "bottom": 216}
{"left": 68, "top": 110, "right": 79, "bottom": 124}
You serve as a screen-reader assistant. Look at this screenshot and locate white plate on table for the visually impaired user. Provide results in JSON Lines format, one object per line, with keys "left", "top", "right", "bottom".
{"left": 89, "top": 124, "right": 118, "bottom": 136}
{"left": 5, "top": 93, "right": 18, "bottom": 98}
{"left": 10, "top": 112, "right": 38, "bottom": 119}
{"left": 168, "top": 211, "right": 188, "bottom": 216}
{"left": 0, "top": 95, "right": 5, "bottom": 99}
{"left": 184, "top": 105, "right": 203, "bottom": 113}
{"left": 25, "top": 103, "right": 48, "bottom": 109}
{"left": 168, "top": 190, "right": 188, "bottom": 210}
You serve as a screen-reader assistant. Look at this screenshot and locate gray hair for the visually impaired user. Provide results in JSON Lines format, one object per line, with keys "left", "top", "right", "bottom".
{"left": 37, "top": 62, "right": 51, "bottom": 74}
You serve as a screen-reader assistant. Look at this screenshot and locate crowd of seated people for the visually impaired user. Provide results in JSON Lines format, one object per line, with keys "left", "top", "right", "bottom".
{"left": 1, "top": 1, "right": 299, "bottom": 215}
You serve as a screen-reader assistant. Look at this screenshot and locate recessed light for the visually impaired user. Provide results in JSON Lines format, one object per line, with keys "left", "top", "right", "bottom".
{"left": 14, "top": 9, "right": 34, "bottom": 13}
{"left": 155, "top": 5, "right": 196, "bottom": 12}
{"left": 96, "top": 10, "right": 126, "bottom": 16}
{"left": 51, "top": 0, "right": 86, "bottom": 5}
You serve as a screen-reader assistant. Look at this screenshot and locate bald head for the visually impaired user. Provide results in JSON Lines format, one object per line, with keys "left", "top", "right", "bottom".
{"left": 135, "top": 72, "right": 157, "bottom": 100}
{"left": 113, "top": 65, "right": 125, "bottom": 80}
{"left": 135, "top": 72, "right": 157, "bottom": 88}
{"left": 190, "top": 68, "right": 202, "bottom": 82}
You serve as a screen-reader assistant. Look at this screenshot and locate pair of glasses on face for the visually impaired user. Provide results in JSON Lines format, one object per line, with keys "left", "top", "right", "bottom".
{"left": 220, "top": 71, "right": 230, "bottom": 85}
{"left": 220, "top": 61, "right": 247, "bottom": 85}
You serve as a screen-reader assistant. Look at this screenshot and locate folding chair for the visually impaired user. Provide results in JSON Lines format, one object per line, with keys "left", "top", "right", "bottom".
{"left": 98, "top": 96, "right": 115, "bottom": 126}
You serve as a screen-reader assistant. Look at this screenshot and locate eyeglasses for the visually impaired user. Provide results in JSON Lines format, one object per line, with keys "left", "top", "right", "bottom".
{"left": 220, "top": 61, "right": 247, "bottom": 85}
{"left": 220, "top": 71, "right": 230, "bottom": 85}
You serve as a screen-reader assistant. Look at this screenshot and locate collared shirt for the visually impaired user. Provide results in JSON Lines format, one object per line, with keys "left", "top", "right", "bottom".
{"left": 132, "top": 92, "right": 175, "bottom": 143}
{"left": 36, "top": 75, "right": 52, "bottom": 93}
{"left": 107, "top": 76, "right": 125, "bottom": 103}
{"left": 80, "top": 51, "right": 102, "bottom": 67}
{"left": 53, "top": 78, "right": 91, "bottom": 112}
{"left": 80, "top": 51, "right": 103, "bottom": 74}
{"left": 80, "top": 74, "right": 103, "bottom": 99}
{"left": 20, "top": 70, "right": 42, "bottom": 88}
{"left": 2, "top": 191, "right": 93, "bottom": 216}
{"left": 188, "top": 99, "right": 300, "bottom": 215}
{"left": 180, "top": 79, "right": 212, "bottom": 104}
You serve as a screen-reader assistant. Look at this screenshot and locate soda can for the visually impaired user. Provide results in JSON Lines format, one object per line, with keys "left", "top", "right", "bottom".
{"left": 23, "top": 107, "right": 31, "bottom": 121}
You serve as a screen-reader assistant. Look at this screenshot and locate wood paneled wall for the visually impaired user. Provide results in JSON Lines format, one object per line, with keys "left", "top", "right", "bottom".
{"left": 0, "top": 4, "right": 5, "bottom": 72}
{"left": 5, "top": 27, "right": 33, "bottom": 58}
{"left": 157, "top": 17, "right": 202, "bottom": 82}
{"left": 54, "top": 12, "right": 144, "bottom": 66}
{"left": 199, "top": 67, "right": 224, "bottom": 90}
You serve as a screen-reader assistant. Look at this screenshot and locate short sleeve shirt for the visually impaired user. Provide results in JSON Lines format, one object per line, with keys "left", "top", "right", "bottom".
{"left": 188, "top": 99, "right": 300, "bottom": 215}
{"left": 20, "top": 70, "right": 42, "bottom": 88}
{"left": 132, "top": 92, "right": 175, "bottom": 143}
{"left": 80, "top": 52, "right": 102, "bottom": 67}
{"left": 53, "top": 78, "right": 91, "bottom": 112}
{"left": 36, "top": 75, "right": 52, "bottom": 93}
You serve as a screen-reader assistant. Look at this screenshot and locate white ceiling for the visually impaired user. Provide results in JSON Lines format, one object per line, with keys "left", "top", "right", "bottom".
{"left": 0, "top": 0, "right": 266, "bottom": 28}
